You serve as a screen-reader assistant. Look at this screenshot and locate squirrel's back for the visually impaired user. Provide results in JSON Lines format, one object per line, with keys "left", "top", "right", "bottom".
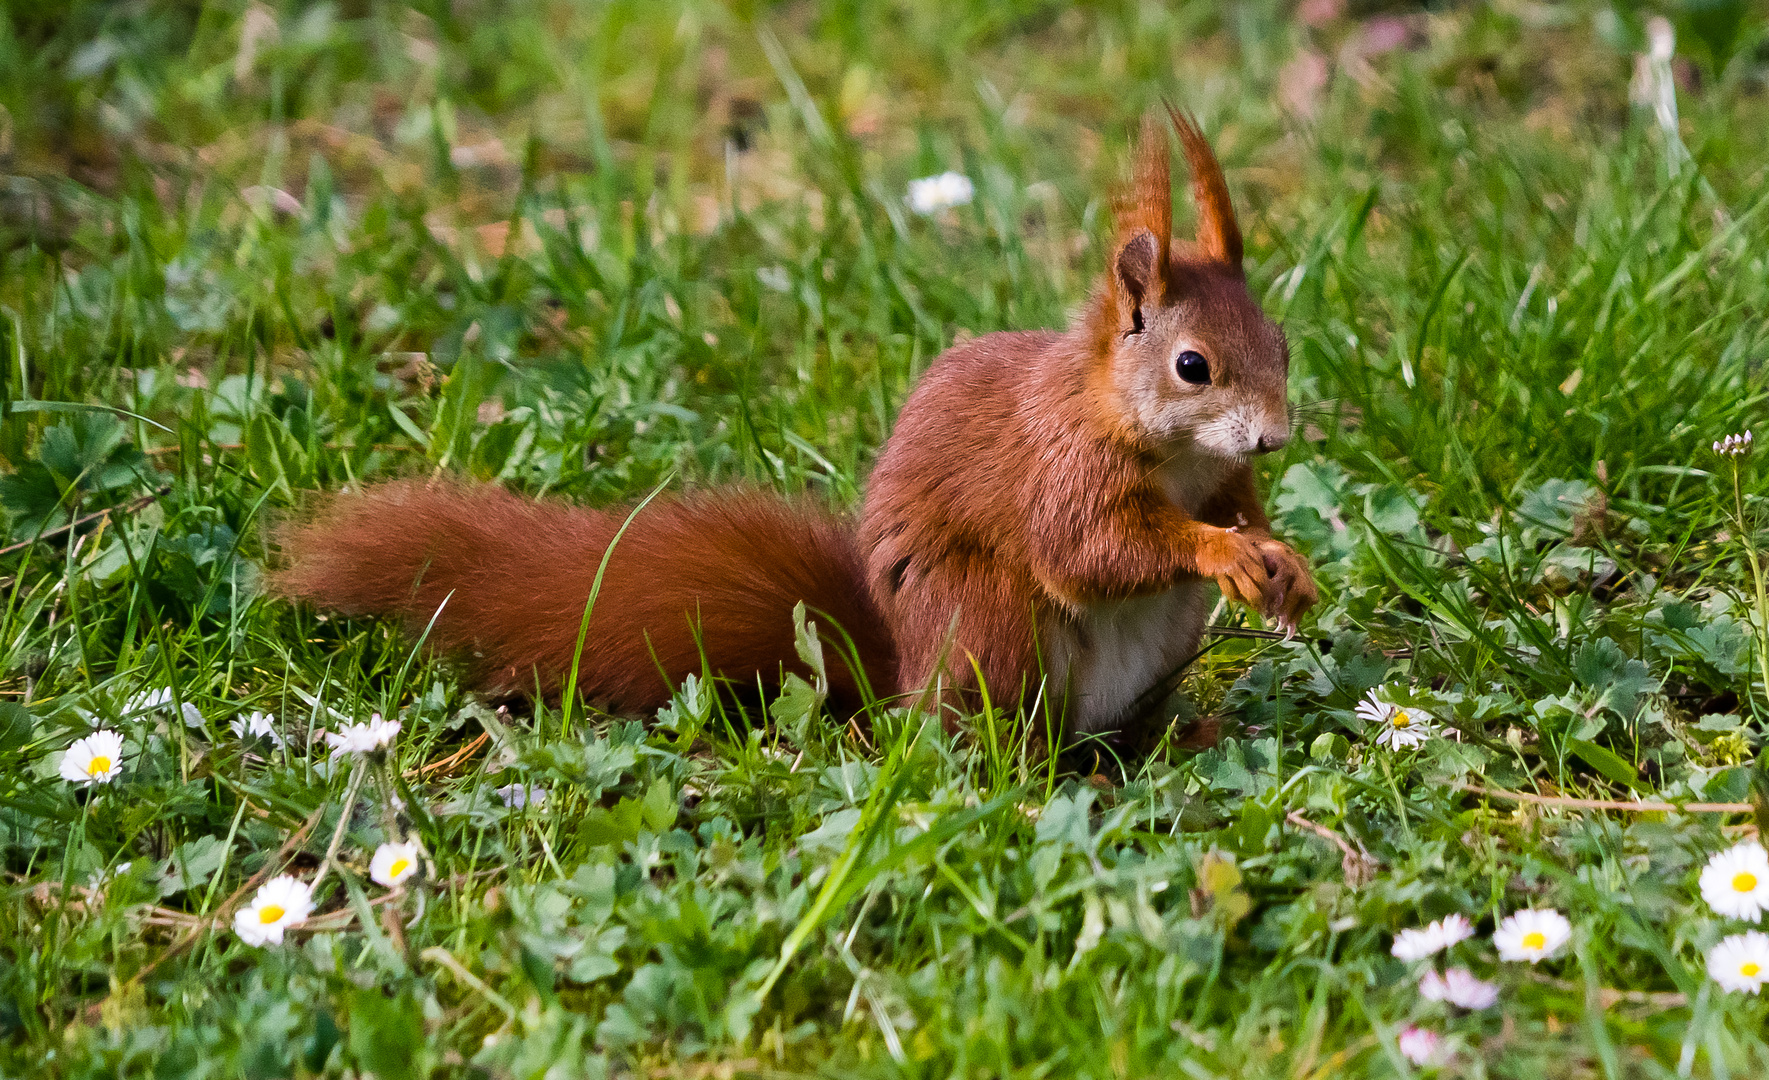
{"left": 271, "top": 480, "right": 895, "bottom": 711}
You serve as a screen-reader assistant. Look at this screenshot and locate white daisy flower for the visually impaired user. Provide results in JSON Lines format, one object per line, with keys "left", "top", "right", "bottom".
{"left": 495, "top": 783, "right": 546, "bottom": 810}
{"left": 906, "top": 171, "right": 974, "bottom": 215}
{"left": 232, "top": 875, "right": 314, "bottom": 947}
{"left": 60, "top": 730, "right": 125, "bottom": 786}
{"left": 1698, "top": 841, "right": 1769, "bottom": 922}
{"left": 123, "top": 687, "right": 172, "bottom": 717}
{"left": 1390, "top": 914, "right": 1474, "bottom": 962}
{"left": 1492, "top": 908, "right": 1572, "bottom": 963}
{"left": 1396, "top": 1026, "right": 1447, "bottom": 1066}
{"left": 1706, "top": 930, "right": 1769, "bottom": 995}
{"left": 229, "top": 711, "right": 286, "bottom": 749}
{"left": 369, "top": 841, "right": 421, "bottom": 888}
{"left": 1357, "top": 688, "right": 1436, "bottom": 749}
{"left": 324, "top": 713, "right": 401, "bottom": 755}
{"left": 1419, "top": 966, "right": 1499, "bottom": 1010}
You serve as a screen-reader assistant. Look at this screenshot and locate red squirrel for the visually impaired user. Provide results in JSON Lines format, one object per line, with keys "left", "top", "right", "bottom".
{"left": 272, "top": 109, "right": 1317, "bottom": 735}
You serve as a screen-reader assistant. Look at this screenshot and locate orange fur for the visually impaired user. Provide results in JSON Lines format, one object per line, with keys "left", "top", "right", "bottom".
{"left": 1167, "top": 105, "right": 1243, "bottom": 270}
{"left": 271, "top": 481, "right": 894, "bottom": 713}
{"left": 1122, "top": 114, "right": 1173, "bottom": 269}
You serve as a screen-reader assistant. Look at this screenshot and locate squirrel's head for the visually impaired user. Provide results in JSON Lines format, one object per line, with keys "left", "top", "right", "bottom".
{"left": 1087, "top": 107, "right": 1291, "bottom": 461}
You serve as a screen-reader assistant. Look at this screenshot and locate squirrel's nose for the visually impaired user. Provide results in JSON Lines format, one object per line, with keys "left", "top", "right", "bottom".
{"left": 1254, "top": 432, "right": 1289, "bottom": 454}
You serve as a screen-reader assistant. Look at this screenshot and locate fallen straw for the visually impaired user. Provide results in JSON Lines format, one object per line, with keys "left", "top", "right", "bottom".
{"left": 1457, "top": 782, "right": 1752, "bottom": 815}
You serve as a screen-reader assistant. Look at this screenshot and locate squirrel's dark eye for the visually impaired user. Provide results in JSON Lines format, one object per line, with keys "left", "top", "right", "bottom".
{"left": 1176, "top": 350, "right": 1211, "bottom": 385}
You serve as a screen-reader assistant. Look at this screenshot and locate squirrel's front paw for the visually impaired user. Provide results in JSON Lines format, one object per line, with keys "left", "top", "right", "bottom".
{"left": 1249, "top": 537, "right": 1318, "bottom": 630}
{"left": 1190, "top": 527, "right": 1270, "bottom": 611}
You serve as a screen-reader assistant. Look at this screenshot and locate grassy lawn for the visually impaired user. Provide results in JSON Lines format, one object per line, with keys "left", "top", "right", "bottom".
{"left": 5, "top": 1, "right": 1769, "bottom": 1075}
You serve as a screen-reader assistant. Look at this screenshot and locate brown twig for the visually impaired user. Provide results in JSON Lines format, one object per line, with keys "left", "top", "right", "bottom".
{"left": 1299, "top": 1034, "right": 1379, "bottom": 1080}
{"left": 380, "top": 898, "right": 411, "bottom": 956}
{"left": 1204, "top": 624, "right": 1414, "bottom": 658}
{"left": 296, "top": 891, "right": 399, "bottom": 931}
{"left": 403, "top": 732, "right": 489, "bottom": 779}
{"left": 142, "top": 443, "right": 244, "bottom": 455}
{"left": 1286, "top": 810, "right": 1379, "bottom": 887}
{"left": 1527, "top": 972, "right": 1687, "bottom": 1010}
{"left": 0, "top": 485, "right": 171, "bottom": 559}
{"left": 141, "top": 442, "right": 421, "bottom": 456}
{"left": 26, "top": 884, "right": 237, "bottom": 935}
{"left": 644, "top": 1062, "right": 766, "bottom": 1080}
{"left": 1286, "top": 811, "right": 1358, "bottom": 855}
{"left": 1457, "top": 783, "right": 1752, "bottom": 815}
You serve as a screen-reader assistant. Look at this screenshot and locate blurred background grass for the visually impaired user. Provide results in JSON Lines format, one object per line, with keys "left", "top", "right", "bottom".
{"left": 0, "top": 0, "right": 1762, "bottom": 515}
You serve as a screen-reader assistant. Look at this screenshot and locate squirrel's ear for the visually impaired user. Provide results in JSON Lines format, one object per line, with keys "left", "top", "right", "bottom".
{"left": 1114, "top": 229, "right": 1161, "bottom": 330}
{"left": 1165, "top": 104, "right": 1243, "bottom": 273}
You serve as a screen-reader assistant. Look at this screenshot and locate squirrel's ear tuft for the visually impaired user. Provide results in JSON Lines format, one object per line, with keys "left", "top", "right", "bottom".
{"left": 1120, "top": 114, "right": 1172, "bottom": 265}
{"left": 1091, "top": 115, "right": 1176, "bottom": 347}
{"left": 1165, "top": 104, "right": 1243, "bottom": 273}
{"left": 1114, "top": 229, "right": 1161, "bottom": 329}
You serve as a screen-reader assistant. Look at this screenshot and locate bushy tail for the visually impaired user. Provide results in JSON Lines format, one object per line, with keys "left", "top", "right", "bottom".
{"left": 269, "top": 480, "right": 897, "bottom": 712}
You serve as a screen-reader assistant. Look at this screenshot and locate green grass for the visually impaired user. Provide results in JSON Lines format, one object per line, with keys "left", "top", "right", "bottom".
{"left": 4, "top": 1, "right": 1769, "bottom": 1076}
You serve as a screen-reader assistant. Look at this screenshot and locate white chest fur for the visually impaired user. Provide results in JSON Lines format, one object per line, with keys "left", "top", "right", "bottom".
{"left": 1156, "top": 450, "right": 1234, "bottom": 517}
{"left": 1057, "top": 582, "right": 1213, "bottom": 732}
{"left": 1045, "top": 450, "right": 1233, "bottom": 732}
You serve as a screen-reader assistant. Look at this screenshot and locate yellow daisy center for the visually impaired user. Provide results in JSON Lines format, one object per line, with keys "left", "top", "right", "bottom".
{"left": 389, "top": 859, "right": 411, "bottom": 879}
{"left": 1733, "top": 872, "right": 1758, "bottom": 893}
{"left": 258, "top": 904, "right": 285, "bottom": 924}
{"left": 1391, "top": 712, "right": 1411, "bottom": 728}
{"left": 86, "top": 756, "right": 111, "bottom": 776}
{"left": 1522, "top": 931, "right": 1547, "bottom": 951}
{"left": 1742, "top": 962, "right": 1762, "bottom": 978}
